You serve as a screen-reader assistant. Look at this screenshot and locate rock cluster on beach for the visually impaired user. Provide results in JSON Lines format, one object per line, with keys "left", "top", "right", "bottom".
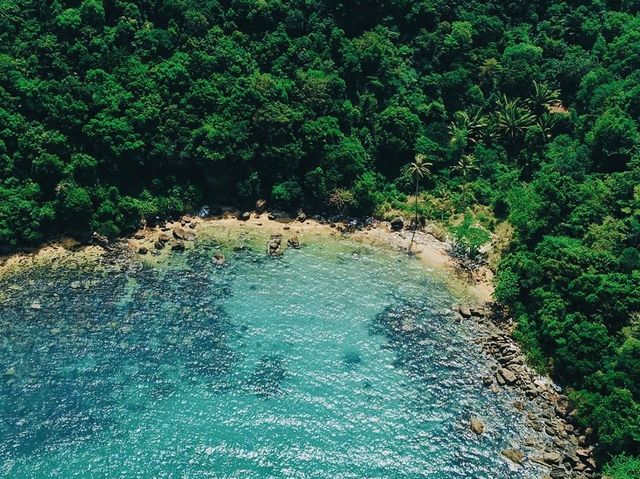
{"left": 454, "top": 304, "right": 598, "bottom": 478}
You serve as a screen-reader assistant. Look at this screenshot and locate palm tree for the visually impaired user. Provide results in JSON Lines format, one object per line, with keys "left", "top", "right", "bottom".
{"left": 527, "top": 81, "right": 561, "bottom": 116}
{"left": 495, "top": 95, "right": 535, "bottom": 140}
{"left": 452, "top": 154, "right": 479, "bottom": 179}
{"left": 403, "top": 154, "right": 432, "bottom": 253}
{"left": 448, "top": 110, "right": 487, "bottom": 148}
{"left": 453, "top": 154, "right": 479, "bottom": 206}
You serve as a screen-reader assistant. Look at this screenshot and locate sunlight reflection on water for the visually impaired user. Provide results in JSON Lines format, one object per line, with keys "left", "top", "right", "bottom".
{"left": 0, "top": 239, "right": 542, "bottom": 478}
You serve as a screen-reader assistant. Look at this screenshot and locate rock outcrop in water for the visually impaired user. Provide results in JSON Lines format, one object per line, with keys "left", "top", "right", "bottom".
{"left": 267, "top": 235, "right": 283, "bottom": 256}
{"left": 470, "top": 417, "right": 485, "bottom": 435}
{"left": 455, "top": 303, "right": 598, "bottom": 478}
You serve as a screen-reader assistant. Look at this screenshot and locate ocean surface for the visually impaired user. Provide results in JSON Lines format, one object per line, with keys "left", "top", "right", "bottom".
{"left": 0, "top": 236, "right": 542, "bottom": 478}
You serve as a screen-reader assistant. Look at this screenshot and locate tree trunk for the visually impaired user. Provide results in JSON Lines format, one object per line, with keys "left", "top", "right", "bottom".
{"left": 408, "top": 176, "right": 419, "bottom": 253}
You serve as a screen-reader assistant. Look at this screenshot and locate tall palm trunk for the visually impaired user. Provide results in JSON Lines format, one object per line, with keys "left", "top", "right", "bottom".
{"left": 408, "top": 175, "right": 419, "bottom": 253}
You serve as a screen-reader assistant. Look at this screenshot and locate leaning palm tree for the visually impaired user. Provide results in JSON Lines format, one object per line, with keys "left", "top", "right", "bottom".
{"left": 403, "top": 154, "right": 432, "bottom": 253}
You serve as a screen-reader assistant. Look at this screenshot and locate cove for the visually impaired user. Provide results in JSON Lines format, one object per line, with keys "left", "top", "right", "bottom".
{"left": 0, "top": 235, "right": 543, "bottom": 478}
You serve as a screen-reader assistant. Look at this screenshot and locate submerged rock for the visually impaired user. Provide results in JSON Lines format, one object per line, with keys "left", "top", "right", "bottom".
{"left": 470, "top": 417, "right": 485, "bottom": 435}
{"left": 171, "top": 241, "right": 186, "bottom": 252}
{"left": 212, "top": 252, "right": 225, "bottom": 266}
{"left": 138, "top": 247, "right": 148, "bottom": 255}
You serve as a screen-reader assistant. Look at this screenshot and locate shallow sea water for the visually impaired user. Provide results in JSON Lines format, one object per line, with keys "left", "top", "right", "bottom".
{"left": 0, "top": 237, "right": 541, "bottom": 478}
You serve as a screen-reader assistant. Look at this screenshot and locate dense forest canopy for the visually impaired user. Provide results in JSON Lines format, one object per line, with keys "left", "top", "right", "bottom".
{"left": 1, "top": 0, "right": 639, "bottom": 475}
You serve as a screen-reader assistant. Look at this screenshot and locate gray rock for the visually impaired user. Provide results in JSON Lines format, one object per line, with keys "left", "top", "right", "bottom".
{"left": 549, "top": 467, "right": 567, "bottom": 478}
{"left": 255, "top": 199, "right": 267, "bottom": 213}
{"left": 92, "top": 232, "right": 109, "bottom": 247}
{"left": 173, "top": 227, "right": 196, "bottom": 241}
{"left": 390, "top": 217, "right": 404, "bottom": 231}
{"left": 287, "top": 236, "right": 300, "bottom": 249}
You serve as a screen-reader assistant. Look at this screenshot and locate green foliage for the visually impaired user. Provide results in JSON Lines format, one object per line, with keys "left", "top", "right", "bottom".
{"left": 604, "top": 454, "right": 640, "bottom": 479}
{"left": 1, "top": 0, "right": 640, "bottom": 469}
{"left": 449, "top": 213, "right": 491, "bottom": 257}
{"left": 271, "top": 181, "right": 303, "bottom": 210}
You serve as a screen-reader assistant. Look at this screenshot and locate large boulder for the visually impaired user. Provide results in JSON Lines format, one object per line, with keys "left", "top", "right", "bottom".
{"left": 171, "top": 241, "right": 185, "bottom": 252}
{"left": 255, "top": 199, "right": 267, "bottom": 213}
{"left": 173, "top": 227, "right": 196, "bottom": 241}
{"left": 91, "top": 232, "right": 109, "bottom": 248}
{"left": 296, "top": 211, "right": 307, "bottom": 222}
{"left": 239, "top": 211, "right": 251, "bottom": 221}
{"left": 500, "top": 368, "right": 517, "bottom": 385}
{"left": 543, "top": 452, "right": 562, "bottom": 465}
{"left": 287, "top": 236, "right": 300, "bottom": 249}
{"left": 158, "top": 233, "right": 171, "bottom": 243}
{"left": 390, "top": 217, "right": 404, "bottom": 231}
{"left": 267, "top": 236, "right": 283, "bottom": 256}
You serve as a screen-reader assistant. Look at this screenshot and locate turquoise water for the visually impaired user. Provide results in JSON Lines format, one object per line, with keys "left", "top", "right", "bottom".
{"left": 0, "top": 238, "right": 540, "bottom": 478}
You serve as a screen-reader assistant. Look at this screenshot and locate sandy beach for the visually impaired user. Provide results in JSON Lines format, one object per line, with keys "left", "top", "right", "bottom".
{"left": 0, "top": 213, "right": 494, "bottom": 303}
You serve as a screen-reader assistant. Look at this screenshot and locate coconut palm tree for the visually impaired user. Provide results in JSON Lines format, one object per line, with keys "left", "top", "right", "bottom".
{"left": 403, "top": 154, "right": 432, "bottom": 253}
{"left": 495, "top": 95, "right": 535, "bottom": 141}
{"left": 448, "top": 110, "right": 487, "bottom": 148}
{"left": 527, "top": 81, "right": 561, "bottom": 116}
{"left": 453, "top": 154, "right": 479, "bottom": 179}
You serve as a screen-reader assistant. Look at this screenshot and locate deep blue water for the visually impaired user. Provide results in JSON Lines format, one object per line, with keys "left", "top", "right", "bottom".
{"left": 0, "top": 238, "right": 540, "bottom": 478}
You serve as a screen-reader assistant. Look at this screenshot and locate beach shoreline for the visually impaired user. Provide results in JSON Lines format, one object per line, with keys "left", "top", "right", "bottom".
{"left": 0, "top": 212, "right": 494, "bottom": 303}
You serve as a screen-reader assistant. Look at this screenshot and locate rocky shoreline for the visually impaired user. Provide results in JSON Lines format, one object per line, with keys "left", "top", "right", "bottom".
{"left": 453, "top": 304, "right": 599, "bottom": 479}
